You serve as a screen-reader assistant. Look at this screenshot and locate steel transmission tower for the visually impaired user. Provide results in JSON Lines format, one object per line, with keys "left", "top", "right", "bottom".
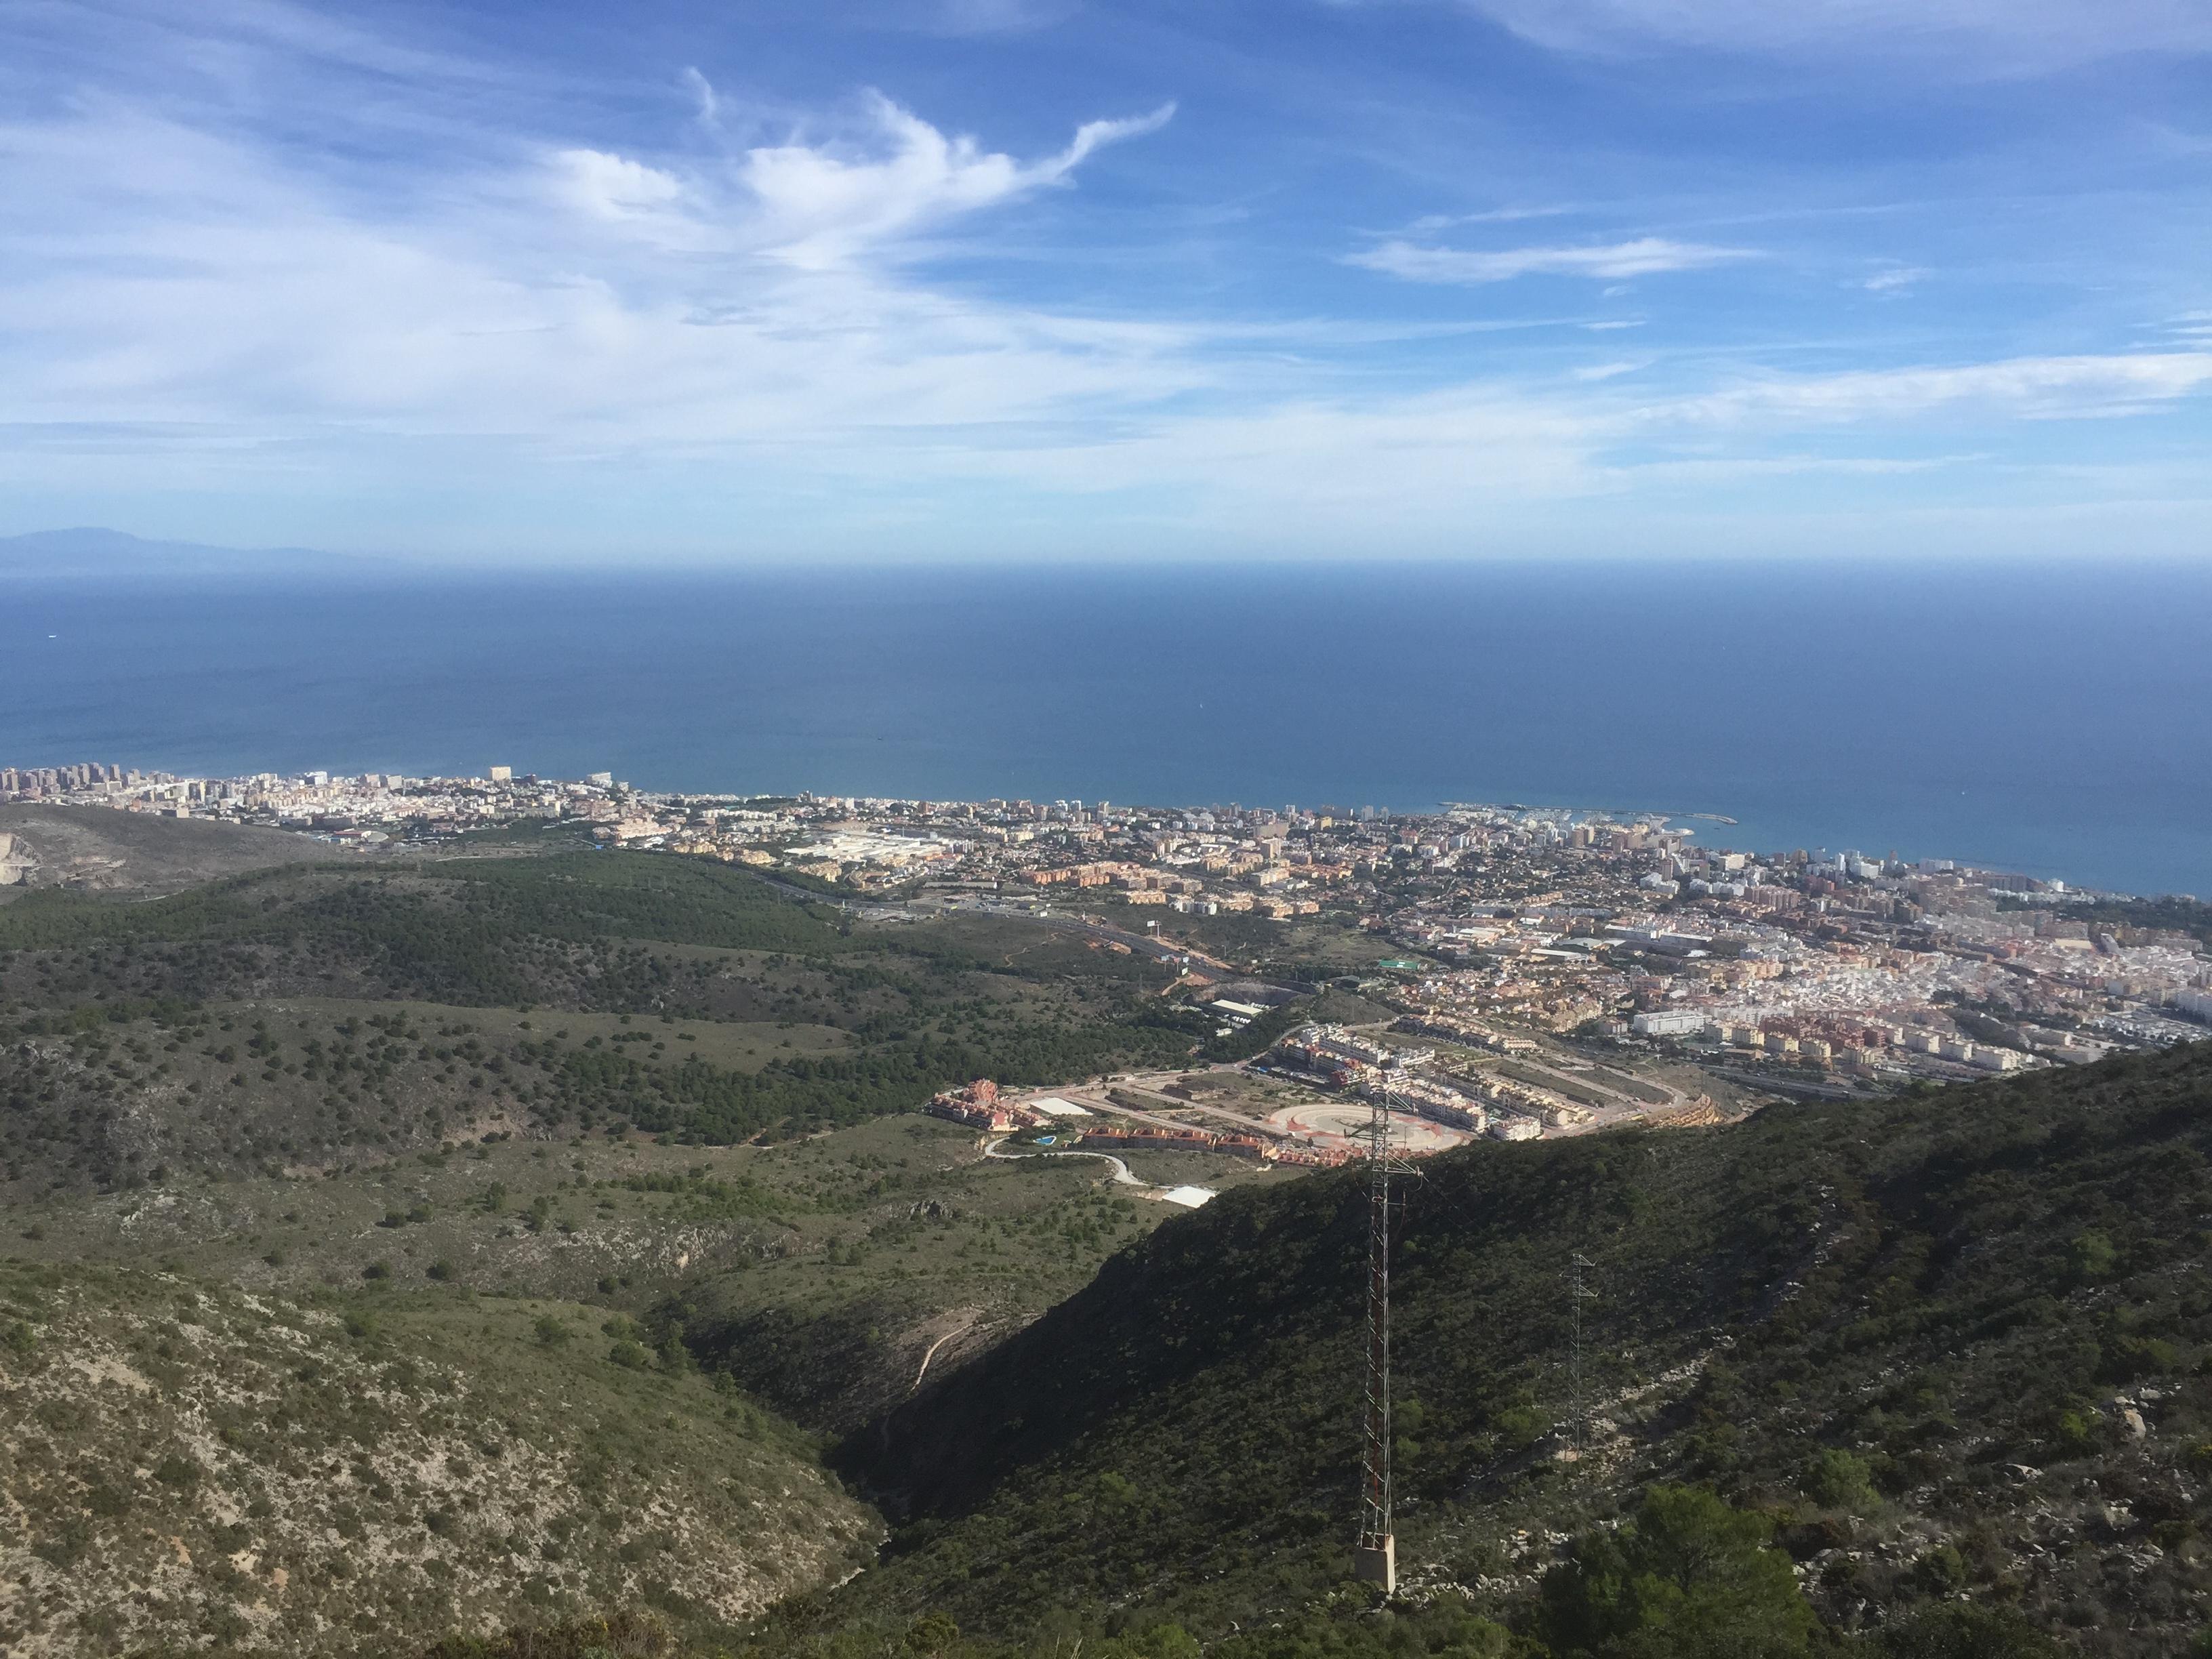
{"left": 1354, "top": 1089, "right": 1416, "bottom": 1592}
{"left": 1570, "top": 1253, "right": 1595, "bottom": 1458}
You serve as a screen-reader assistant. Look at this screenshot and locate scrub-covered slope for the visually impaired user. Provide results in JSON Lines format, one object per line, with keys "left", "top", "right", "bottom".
{"left": 0, "top": 1262, "right": 875, "bottom": 1657}
{"left": 821, "top": 1042, "right": 2212, "bottom": 1655}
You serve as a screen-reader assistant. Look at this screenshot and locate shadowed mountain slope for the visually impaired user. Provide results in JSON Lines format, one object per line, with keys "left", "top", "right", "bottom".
{"left": 818, "top": 1042, "right": 2212, "bottom": 1654}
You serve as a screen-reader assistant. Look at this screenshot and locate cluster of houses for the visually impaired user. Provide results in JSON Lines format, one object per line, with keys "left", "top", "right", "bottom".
{"left": 922, "top": 1079, "right": 1040, "bottom": 1133}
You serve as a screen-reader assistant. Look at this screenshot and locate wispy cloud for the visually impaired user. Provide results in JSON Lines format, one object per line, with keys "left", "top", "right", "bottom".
{"left": 531, "top": 88, "right": 1178, "bottom": 268}
{"left": 552, "top": 149, "right": 687, "bottom": 222}
{"left": 738, "top": 94, "right": 1175, "bottom": 268}
{"left": 1572, "top": 361, "right": 1647, "bottom": 382}
{"left": 1, "top": 0, "right": 2207, "bottom": 562}
{"left": 678, "top": 66, "right": 720, "bottom": 127}
{"left": 1348, "top": 236, "right": 1756, "bottom": 285}
{"left": 1407, "top": 205, "right": 1576, "bottom": 232}
{"left": 1660, "top": 353, "right": 2212, "bottom": 426}
{"left": 1443, "top": 0, "right": 2212, "bottom": 73}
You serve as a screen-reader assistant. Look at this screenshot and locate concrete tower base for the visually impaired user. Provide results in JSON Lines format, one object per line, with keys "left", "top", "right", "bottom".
{"left": 1353, "top": 1536, "right": 1395, "bottom": 1593}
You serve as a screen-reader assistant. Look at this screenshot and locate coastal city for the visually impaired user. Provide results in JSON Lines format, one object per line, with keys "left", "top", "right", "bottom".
{"left": 6, "top": 757, "right": 2209, "bottom": 1170}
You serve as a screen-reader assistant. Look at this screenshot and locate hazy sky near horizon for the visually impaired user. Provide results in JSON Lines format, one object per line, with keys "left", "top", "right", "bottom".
{"left": 4, "top": 0, "right": 2210, "bottom": 564}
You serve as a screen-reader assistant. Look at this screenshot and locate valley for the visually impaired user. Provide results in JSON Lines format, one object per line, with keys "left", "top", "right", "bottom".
{"left": 1, "top": 817, "right": 2208, "bottom": 1657}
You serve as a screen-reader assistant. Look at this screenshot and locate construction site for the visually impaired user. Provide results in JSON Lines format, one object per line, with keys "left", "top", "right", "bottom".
{"left": 922, "top": 1006, "right": 1724, "bottom": 1187}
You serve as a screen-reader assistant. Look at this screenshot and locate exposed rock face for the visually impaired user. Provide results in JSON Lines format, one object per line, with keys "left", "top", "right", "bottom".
{"left": 0, "top": 830, "right": 33, "bottom": 885}
{"left": 0, "top": 808, "right": 327, "bottom": 895}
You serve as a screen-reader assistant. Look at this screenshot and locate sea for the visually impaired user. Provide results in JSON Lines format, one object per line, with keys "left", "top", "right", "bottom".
{"left": 5, "top": 560, "right": 2209, "bottom": 899}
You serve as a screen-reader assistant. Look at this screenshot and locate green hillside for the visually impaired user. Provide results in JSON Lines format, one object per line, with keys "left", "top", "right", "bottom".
{"left": 796, "top": 1041, "right": 2212, "bottom": 1656}
{"left": 0, "top": 851, "right": 1212, "bottom": 1194}
{"left": 8, "top": 828, "right": 2211, "bottom": 1658}
{"left": 0, "top": 1261, "right": 874, "bottom": 1658}
{"left": 3, "top": 1110, "right": 1287, "bottom": 1440}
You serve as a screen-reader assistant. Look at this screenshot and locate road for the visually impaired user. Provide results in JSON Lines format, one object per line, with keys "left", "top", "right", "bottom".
{"left": 982, "top": 1136, "right": 1147, "bottom": 1187}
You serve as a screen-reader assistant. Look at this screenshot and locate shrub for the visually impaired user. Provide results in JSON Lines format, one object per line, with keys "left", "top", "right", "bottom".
{"left": 1912, "top": 1544, "right": 1968, "bottom": 1593}
{"left": 1876, "top": 1603, "right": 2062, "bottom": 1656}
{"left": 1803, "top": 1448, "right": 1877, "bottom": 1511}
{"left": 1537, "top": 1485, "right": 1817, "bottom": 1657}
{"left": 2052, "top": 1410, "right": 2097, "bottom": 1457}
{"left": 153, "top": 1454, "right": 201, "bottom": 1488}
{"left": 903, "top": 1612, "right": 960, "bottom": 1659}
{"left": 2100, "top": 1336, "right": 2179, "bottom": 1382}
{"left": 2066, "top": 1230, "right": 2117, "bottom": 1285}
{"left": 83, "top": 1482, "right": 132, "bottom": 1517}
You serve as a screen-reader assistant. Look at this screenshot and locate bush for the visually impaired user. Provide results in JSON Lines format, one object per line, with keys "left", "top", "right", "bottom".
{"left": 2100, "top": 1336, "right": 2179, "bottom": 1382}
{"left": 534, "top": 1315, "right": 572, "bottom": 1347}
{"left": 2066, "top": 1230, "right": 2117, "bottom": 1285}
{"left": 1911, "top": 1543, "right": 1967, "bottom": 1593}
{"left": 903, "top": 1612, "right": 960, "bottom": 1659}
{"left": 153, "top": 1454, "right": 201, "bottom": 1488}
{"left": 607, "top": 1338, "right": 653, "bottom": 1370}
{"left": 1875, "top": 1603, "right": 2062, "bottom": 1656}
{"left": 83, "top": 1482, "right": 132, "bottom": 1517}
{"left": 421, "top": 1610, "right": 676, "bottom": 1658}
{"left": 2051, "top": 1410, "right": 2097, "bottom": 1457}
{"left": 1803, "top": 1448, "right": 1877, "bottom": 1511}
{"left": 1537, "top": 1485, "right": 1817, "bottom": 1657}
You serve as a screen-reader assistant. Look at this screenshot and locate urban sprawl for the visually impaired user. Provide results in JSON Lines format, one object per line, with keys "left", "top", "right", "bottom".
{"left": 7, "top": 759, "right": 2208, "bottom": 1177}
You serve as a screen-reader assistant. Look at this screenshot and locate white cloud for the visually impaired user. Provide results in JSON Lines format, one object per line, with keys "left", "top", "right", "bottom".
{"left": 735, "top": 94, "right": 1173, "bottom": 268}
{"left": 1348, "top": 236, "right": 1755, "bottom": 285}
{"left": 552, "top": 149, "right": 685, "bottom": 221}
{"left": 1862, "top": 265, "right": 1930, "bottom": 293}
{"left": 1408, "top": 205, "right": 1576, "bottom": 232}
{"left": 1, "top": 2, "right": 2207, "bottom": 562}
{"left": 1658, "top": 353, "right": 2212, "bottom": 426}
{"left": 1448, "top": 0, "right": 2212, "bottom": 73}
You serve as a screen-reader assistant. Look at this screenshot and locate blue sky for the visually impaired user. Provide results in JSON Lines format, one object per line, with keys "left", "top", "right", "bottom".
{"left": 4, "top": 0, "right": 2209, "bottom": 562}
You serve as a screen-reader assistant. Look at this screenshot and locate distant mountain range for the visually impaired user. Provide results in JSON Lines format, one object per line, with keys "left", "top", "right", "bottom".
{"left": 0, "top": 526, "right": 376, "bottom": 577}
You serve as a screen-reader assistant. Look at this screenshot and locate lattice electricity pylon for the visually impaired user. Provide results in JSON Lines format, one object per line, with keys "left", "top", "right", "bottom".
{"left": 1353, "top": 1088, "right": 1421, "bottom": 1593}
{"left": 1570, "top": 1252, "right": 1597, "bottom": 1460}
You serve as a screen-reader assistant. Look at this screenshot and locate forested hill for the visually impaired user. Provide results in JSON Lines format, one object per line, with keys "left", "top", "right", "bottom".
{"left": 0, "top": 850, "right": 1210, "bottom": 1191}
{"left": 813, "top": 1039, "right": 2212, "bottom": 1655}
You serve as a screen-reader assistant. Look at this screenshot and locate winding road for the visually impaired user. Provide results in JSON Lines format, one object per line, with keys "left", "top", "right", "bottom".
{"left": 982, "top": 1136, "right": 1148, "bottom": 1187}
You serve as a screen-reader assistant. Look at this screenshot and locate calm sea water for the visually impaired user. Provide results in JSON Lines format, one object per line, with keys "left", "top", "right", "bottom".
{"left": 5, "top": 561, "right": 2209, "bottom": 897}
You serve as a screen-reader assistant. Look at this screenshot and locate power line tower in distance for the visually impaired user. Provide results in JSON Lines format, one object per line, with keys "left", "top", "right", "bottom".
{"left": 1569, "top": 1252, "right": 1597, "bottom": 1460}
{"left": 1353, "top": 1088, "right": 1420, "bottom": 1593}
